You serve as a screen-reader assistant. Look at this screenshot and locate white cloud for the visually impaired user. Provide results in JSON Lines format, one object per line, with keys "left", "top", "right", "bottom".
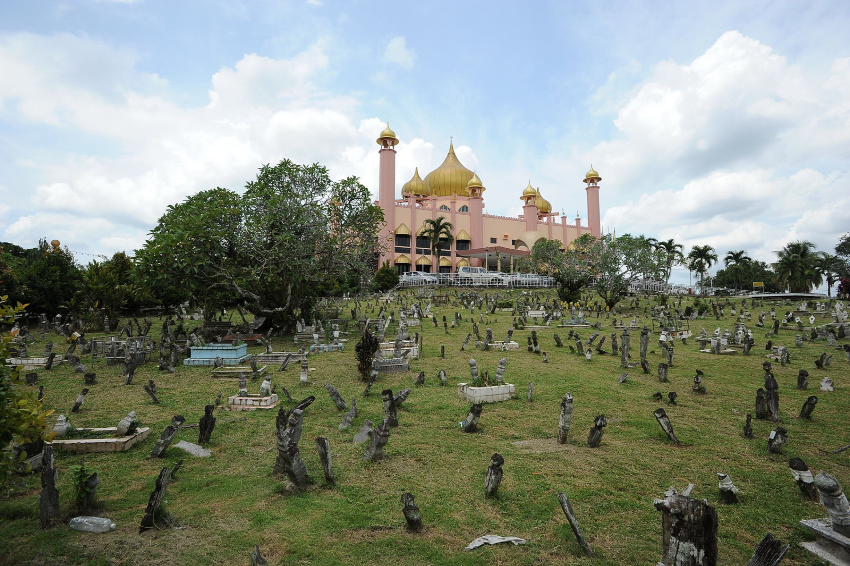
{"left": 382, "top": 36, "right": 416, "bottom": 70}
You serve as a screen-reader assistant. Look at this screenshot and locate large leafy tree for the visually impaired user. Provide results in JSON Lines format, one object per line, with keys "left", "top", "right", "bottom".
{"left": 836, "top": 233, "right": 850, "bottom": 259}
{"left": 529, "top": 234, "right": 664, "bottom": 307}
{"left": 135, "top": 160, "right": 384, "bottom": 328}
{"left": 19, "top": 239, "right": 83, "bottom": 317}
{"left": 722, "top": 250, "right": 752, "bottom": 290}
{"left": 815, "top": 253, "right": 848, "bottom": 298}
{"left": 650, "top": 238, "right": 684, "bottom": 283}
{"left": 686, "top": 245, "right": 719, "bottom": 293}
{"left": 419, "top": 216, "right": 454, "bottom": 273}
{"left": 773, "top": 240, "right": 820, "bottom": 293}
{"left": 714, "top": 259, "right": 778, "bottom": 292}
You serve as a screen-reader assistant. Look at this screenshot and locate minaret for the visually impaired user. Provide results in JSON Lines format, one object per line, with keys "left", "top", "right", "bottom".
{"left": 377, "top": 124, "right": 399, "bottom": 263}
{"left": 520, "top": 181, "right": 539, "bottom": 232}
{"left": 466, "top": 172, "right": 485, "bottom": 267}
{"left": 584, "top": 166, "right": 601, "bottom": 237}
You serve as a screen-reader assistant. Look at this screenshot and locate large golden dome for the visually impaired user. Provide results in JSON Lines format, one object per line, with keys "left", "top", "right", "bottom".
{"left": 535, "top": 188, "right": 552, "bottom": 214}
{"left": 423, "top": 142, "right": 480, "bottom": 197}
{"left": 401, "top": 168, "right": 430, "bottom": 197}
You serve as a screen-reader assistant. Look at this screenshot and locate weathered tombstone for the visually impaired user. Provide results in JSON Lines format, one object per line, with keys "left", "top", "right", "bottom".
{"left": 116, "top": 411, "right": 137, "bottom": 436}
{"left": 198, "top": 405, "right": 216, "bottom": 444}
{"left": 300, "top": 360, "right": 309, "bottom": 384}
{"left": 325, "top": 383, "right": 347, "bottom": 411}
{"left": 557, "top": 493, "right": 594, "bottom": 557}
{"left": 39, "top": 446, "right": 59, "bottom": 528}
{"left": 789, "top": 457, "right": 818, "bottom": 500}
{"left": 717, "top": 473, "right": 739, "bottom": 503}
{"left": 71, "top": 388, "right": 89, "bottom": 413}
{"left": 363, "top": 418, "right": 390, "bottom": 461}
{"left": 743, "top": 414, "right": 753, "bottom": 438}
{"left": 813, "top": 471, "right": 850, "bottom": 537}
{"left": 641, "top": 358, "right": 650, "bottom": 375}
{"left": 382, "top": 389, "right": 398, "bottom": 427}
{"left": 527, "top": 382, "right": 534, "bottom": 402}
{"left": 273, "top": 408, "right": 309, "bottom": 486}
{"left": 438, "top": 369, "right": 447, "bottom": 386}
{"left": 143, "top": 383, "right": 160, "bottom": 404}
{"left": 484, "top": 453, "right": 504, "bottom": 497}
{"left": 755, "top": 388, "right": 768, "bottom": 420}
{"left": 654, "top": 491, "right": 718, "bottom": 566}
{"left": 658, "top": 363, "right": 669, "bottom": 383}
{"left": 667, "top": 391, "right": 678, "bottom": 405}
{"left": 553, "top": 333, "right": 563, "bottom": 347}
{"left": 462, "top": 403, "right": 483, "bottom": 433}
{"left": 401, "top": 492, "right": 422, "bottom": 531}
{"left": 587, "top": 415, "right": 606, "bottom": 448}
{"left": 339, "top": 399, "right": 357, "bottom": 430}
{"left": 139, "top": 467, "right": 171, "bottom": 532}
{"left": 654, "top": 408, "right": 680, "bottom": 443}
{"left": 558, "top": 393, "right": 574, "bottom": 444}
{"left": 315, "top": 437, "right": 335, "bottom": 485}
{"left": 151, "top": 415, "right": 185, "bottom": 458}
{"left": 764, "top": 374, "right": 780, "bottom": 422}
{"left": 249, "top": 545, "right": 268, "bottom": 566}
{"left": 799, "top": 395, "right": 817, "bottom": 419}
{"left": 746, "top": 533, "right": 789, "bottom": 566}
{"left": 353, "top": 420, "right": 374, "bottom": 444}
{"left": 44, "top": 352, "right": 56, "bottom": 371}
{"left": 820, "top": 376, "right": 834, "bottom": 391}
{"left": 415, "top": 370, "right": 425, "bottom": 386}
{"left": 767, "top": 427, "right": 788, "bottom": 454}
{"left": 797, "top": 369, "right": 809, "bottom": 390}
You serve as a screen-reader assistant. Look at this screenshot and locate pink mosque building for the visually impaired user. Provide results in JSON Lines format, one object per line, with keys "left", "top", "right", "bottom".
{"left": 375, "top": 124, "right": 602, "bottom": 274}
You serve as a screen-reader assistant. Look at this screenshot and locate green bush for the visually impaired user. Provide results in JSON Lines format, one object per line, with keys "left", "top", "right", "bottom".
{"left": 372, "top": 260, "right": 399, "bottom": 292}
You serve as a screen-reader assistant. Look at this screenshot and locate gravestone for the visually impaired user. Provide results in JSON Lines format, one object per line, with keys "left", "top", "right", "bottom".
{"left": 654, "top": 491, "right": 717, "bottom": 566}
{"left": 484, "top": 453, "right": 504, "bottom": 497}
{"left": 462, "top": 403, "right": 483, "bottom": 433}
{"left": 39, "top": 446, "right": 59, "bottom": 528}
{"left": 401, "top": 492, "right": 422, "bottom": 531}
{"left": 151, "top": 415, "right": 185, "bottom": 458}
{"left": 363, "top": 418, "right": 391, "bottom": 461}
{"left": 789, "top": 457, "right": 818, "bottom": 500}
{"left": 587, "top": 415, "right": 607, "bottom": 448}
{"left": 315, "top": 437, "right": 335, "bottom": 485}
{"left": 139, "top": 467, "right": 171, "bottom": 532}
{"left": 198, "top": 405, "right": 216, "bottom": 444}
{"left": 717, "top": 473, "right": 740, "bottom": 504}
{"left": 273, "top": 408, "right": 309, "bottom": 486}
{"left": 654, "top": 408, "right": 680, "bottom": 443}
{"left": 382, "top": 389, "right": 398, "bottom": 427}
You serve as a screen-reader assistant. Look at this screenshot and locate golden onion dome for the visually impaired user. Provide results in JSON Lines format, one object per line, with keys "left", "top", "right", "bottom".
{"left": 584, "top": 165, "right": 601, "bottom": 183}
{"left": 401, "top": 168, "right": 430, "bottom": 197}
{"left": 423, "top": 142, "right": 477, "bottom": 197}
{"left": 376, "top": 122, "right": 399, "bottom": 146}
{"left": 466, "top": 172, "right": 483, "bottom": 189}
{"left": 533, "top": 188, "right": 551, "bottom": 214}
{"left": 521, "top": 181, "right": 536, "bottom": 198}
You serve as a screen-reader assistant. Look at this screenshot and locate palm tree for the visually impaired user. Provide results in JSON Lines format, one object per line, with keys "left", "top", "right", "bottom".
{"left": 652, "top": 238, "right": 685, "bottom": 283}
{"left": 815, "top": 253, "right": 847, "bottom": 297}
{"left": 686, "top": 245, "right": 718, "bottom": 293}
{"left": 774, "top": 240, "right": 819, "bottom": 293}
{"left": 723, "top": 250, "right": 752, "bottom": 291}
{"left": 420, "top": 216, "right": 454, "bottom": 274}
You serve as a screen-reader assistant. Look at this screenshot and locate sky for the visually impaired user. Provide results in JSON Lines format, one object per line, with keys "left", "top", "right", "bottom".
{"left": 1, "top": 0, "right": 849, "bottom": 288}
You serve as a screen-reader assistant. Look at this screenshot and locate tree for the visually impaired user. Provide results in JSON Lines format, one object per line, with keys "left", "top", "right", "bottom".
{"left": 419, "top": 217, "right": 454, "bottom": 273}
{"left": 135, "top": 159, "right": 384, "bottom": 329}
{"left": 836, "top": 233, "right": 850, "bottom": 260}
{"left": 529, "top": 234, "right": 664, "bottom": 308}
{"left": 19, "top": 239, "right": 83, "bottom": 317}
{"left": 815, "top": 253, "right": 848, "bottom": 298}
{"left": 686, "top": 245, "right": 719, "bottom": 293}
{"left": 651, "top": 238, "right": 685, "bottom": 283}
{"left": 373, "top": 260, "right": 399, "bottom": 292}
{"left": 714, "top": 259, "right": 778, "bottom": 292}
{"left": 722, "top": 250, "right": 752, "bottom": 290}
{"left": 773, "top": 240, "right": 820, "bottom": 293}
{"left": 1, "top": 300, "right": 54, "bottom": 488}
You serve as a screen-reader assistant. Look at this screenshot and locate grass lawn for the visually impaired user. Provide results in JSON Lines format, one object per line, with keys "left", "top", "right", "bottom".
{"left": 1, "top": 290, "right": 848, "bottom": 565}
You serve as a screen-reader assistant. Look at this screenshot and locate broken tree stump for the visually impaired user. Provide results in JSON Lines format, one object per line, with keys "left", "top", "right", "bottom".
{"left": 654, "top": 408, "right": 680, "bottom": 444}
{"left": 558, "top": 393, "right": 574, "bottom": 444}
{"left": 484, "top": 453, "right": 504, "bottom": 497}
{"left": 654, "top": 492, "right": 718, "bottom": 566}
{"left": 315, "top": 436, "right": 335, "bottom": 485}
{"left": 401, "top": 492, "right": 422, "bottom": 531}
{"left": 139, "top": 467, "right": 171, "bottom": 532}
{"left": 557, "top": 493, "right": 594, "bottom": 557}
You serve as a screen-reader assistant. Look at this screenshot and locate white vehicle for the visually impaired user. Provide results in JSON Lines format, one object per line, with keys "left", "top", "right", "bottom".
{"left": 453, "top": 266, "right": 509, "bottom": 286}
{"left": 399, "top": 271, "right": 439, "bottom": 286}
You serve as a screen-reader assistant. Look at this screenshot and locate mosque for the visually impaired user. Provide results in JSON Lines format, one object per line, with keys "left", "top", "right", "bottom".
{"left": 375, "top": 124, "right": 602, "bottom": 274}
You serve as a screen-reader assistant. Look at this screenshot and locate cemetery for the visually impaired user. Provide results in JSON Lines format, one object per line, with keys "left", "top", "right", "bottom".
{"left": 1, "top": 288, "right": 850, "bottom": 565}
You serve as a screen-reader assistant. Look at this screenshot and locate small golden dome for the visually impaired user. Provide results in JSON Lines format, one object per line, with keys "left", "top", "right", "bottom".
{"left": 401, "top": 168, "right": 430, "bottom": 197}
{"left": 584, "top": 165, "right": 601, "bottom": 183}
{"left": 376, "top": 122, "right": 399, "bottom": 146}
{"left": 467, "top": 172, "right": 483, "bottom": 188}
{"left": 521, "top": 181, "right": 536, "bottom": 198}
{"left": 536, "top": 193, "right": 552, "bottom": 214}
{"left": 423, "top": 142, "right": 477, "bottom": 197}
